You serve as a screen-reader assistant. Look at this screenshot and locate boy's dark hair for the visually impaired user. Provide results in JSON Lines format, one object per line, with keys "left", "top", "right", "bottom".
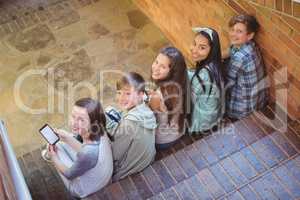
{"left": 229, "top": 14, "right": 260, "bottom": 34}
{"left": 116, "top": 72, "right": 145, "bottom": 93}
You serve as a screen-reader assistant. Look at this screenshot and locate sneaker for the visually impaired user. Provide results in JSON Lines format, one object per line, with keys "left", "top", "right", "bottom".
{"left": 41, "top": 149, "right": 52, "bottom": 163}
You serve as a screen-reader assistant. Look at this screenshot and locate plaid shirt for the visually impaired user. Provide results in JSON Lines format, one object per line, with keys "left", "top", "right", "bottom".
{"left": 226, "top": 41, "right": 268, "bottom": 118}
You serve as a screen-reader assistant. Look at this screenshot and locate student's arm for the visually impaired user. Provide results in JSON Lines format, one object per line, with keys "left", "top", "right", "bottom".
{"left": 55, "top": 129, "right": 82, "bottom": 152}
{"left": 61, "top": 147, "right": 97, "bottom": 179}
{"left": 50, "top": 145, "right": 97, "bottom": 179}
{"left": 48, "top": 145, "right": 69, "bottom": 175}
{"left": 148, "top": 91, "right": 167, "bottom": 112}
{"left": 226, "top": 55, "right": 243, "bottom": 88}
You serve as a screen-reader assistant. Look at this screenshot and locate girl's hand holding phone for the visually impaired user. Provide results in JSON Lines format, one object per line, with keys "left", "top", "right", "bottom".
{"left": 48, "top": 145, "right": 57, "bottom": 159}
{"left": 148, "top": 91, "right": 167, "bottom": 112}
{"left": 54, "top": 129, "right": 73, "bottom": 142}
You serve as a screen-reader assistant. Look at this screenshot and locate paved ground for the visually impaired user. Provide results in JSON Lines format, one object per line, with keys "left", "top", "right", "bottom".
{"left": 0, "top": 0, "right": 168, "bottom": 156}
{"left": 18, "top": 104, "right": 300, "bottom": 200}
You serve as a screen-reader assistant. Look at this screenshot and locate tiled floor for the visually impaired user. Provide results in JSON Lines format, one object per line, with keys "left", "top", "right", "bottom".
{"left": 0, "top": 0, "right": 168, "bottom": 156}
{"left": 18, "top": 104, "right": 300, "bottom": 200}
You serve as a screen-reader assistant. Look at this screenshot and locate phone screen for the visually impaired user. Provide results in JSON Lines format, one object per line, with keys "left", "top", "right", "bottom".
{"left": 39, "top": 124, "right": 60, "bottom": 145}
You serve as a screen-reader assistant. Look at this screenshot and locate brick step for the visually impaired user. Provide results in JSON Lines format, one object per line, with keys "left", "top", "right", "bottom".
{"left": 149, "top": 154, "right": 300, "bottom": 200}
{"left": 86, "top": 131, "right": 299, "bottom": 200}
{"left": 18, "top": 104, "right": 300, "bottom": 200}
{"left": 84, "top": 109, "right": 300, "bottom": 200}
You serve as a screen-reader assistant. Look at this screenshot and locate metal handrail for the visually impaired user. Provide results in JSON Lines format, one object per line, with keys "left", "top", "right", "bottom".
{"left": 0, "top": 120, "right": 32, "bottom": 200}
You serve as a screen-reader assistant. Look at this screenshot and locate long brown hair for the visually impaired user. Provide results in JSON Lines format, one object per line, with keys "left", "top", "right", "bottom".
{"left": 151, "top": 46, "right": 188, "bottom": 131}
{"left": 75, "top": 98, "right": 113, "bottom": 141}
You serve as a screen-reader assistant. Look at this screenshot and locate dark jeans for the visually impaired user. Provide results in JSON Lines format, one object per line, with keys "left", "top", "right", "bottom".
{"left": 155, "top": 139, "right": 179, "bottom": 150}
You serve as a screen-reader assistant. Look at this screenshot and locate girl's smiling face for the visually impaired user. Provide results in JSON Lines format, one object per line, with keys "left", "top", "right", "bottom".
{"left": 151, "top": 53, "right": 171, "bottom": 81}
{"left": 190, "top": 34, "right": 211, "bottom": 62}
{"left": 70, "top": 105, "right": 91, "bottom": 139}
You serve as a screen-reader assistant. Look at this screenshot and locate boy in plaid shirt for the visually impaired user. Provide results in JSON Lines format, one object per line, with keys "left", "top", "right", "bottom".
{"left": 225, "top": 14, "right": 268, "bottom": 119}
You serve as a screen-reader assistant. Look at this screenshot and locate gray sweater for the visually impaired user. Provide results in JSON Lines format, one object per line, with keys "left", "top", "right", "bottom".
{"left": 63, "top": 143, "right": 99, "bottom": 179}
{"left": 110, "top": 103, "right": 157, "bottom": 181}
{"left": 61, "top": 134, "right": 113, "bottom": 198}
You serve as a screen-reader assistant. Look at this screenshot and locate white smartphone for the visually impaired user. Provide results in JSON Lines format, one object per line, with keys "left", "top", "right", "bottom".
{"left": 39, "top": 124, "right": 60, "bottom": 145}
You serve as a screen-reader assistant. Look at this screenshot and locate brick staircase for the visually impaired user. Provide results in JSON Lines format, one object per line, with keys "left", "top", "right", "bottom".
{"left": 83, "top": 104, "right": 300, "bottom": 200}
{"left": 18, "top": 104, "right": 300, "bottom": 200}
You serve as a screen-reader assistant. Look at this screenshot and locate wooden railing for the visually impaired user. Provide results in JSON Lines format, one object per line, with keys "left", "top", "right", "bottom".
{"left": 0, "top": 120, "right": 32, "bottom": 200}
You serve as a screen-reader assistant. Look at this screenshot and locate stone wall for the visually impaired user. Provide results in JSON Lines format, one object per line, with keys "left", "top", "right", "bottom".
{"left": 0, "top": 0, "right": 167, "bottom": 155}
{"left": 133, "top": 0, "right": 300, "bottom": 119}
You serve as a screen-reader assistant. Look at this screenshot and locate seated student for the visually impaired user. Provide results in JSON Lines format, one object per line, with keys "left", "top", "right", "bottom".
{"left": 108, "top": 72, "right": 157, "bottom": 181}
{"left": 225, "top": 14, "right": 268, "bottom": 119}
{"left": 43, "top": 98, "right": 113, "bottom": 198}
{"left": 148, "top": 46, "right": 188, "bottom": 149}
{"left": 188, "top": 27, "right": 223, "bottom": 133}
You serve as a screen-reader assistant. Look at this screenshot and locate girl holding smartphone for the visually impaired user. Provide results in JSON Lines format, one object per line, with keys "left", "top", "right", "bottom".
{"left": 44, "top": 98, "right": 113, "bottom": 198}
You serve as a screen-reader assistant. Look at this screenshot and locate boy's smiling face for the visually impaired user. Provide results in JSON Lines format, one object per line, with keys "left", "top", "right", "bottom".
{"left": 229, "top": 22, "right": 255, "bottom": 47}
{"left": 117, "top": 85, "right": 143, "bottom": 110}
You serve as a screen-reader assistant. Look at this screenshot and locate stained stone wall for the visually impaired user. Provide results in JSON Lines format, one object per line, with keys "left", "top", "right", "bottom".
{"left": 0, "top": 0, "right": 168, "bottom": 155}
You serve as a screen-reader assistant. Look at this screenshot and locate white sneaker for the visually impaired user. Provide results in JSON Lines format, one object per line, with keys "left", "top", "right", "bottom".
{"left": 41, "top": 149, "right": 52, "bottom": 163}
